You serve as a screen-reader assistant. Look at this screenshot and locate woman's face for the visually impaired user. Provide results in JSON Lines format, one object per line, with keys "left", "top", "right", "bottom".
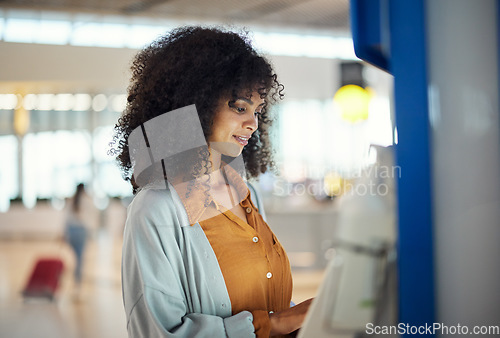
{"left": 208, "top": 91, "right": 265, "bottom": 157}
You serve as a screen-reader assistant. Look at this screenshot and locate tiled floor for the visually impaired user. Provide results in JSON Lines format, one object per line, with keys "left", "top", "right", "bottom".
{"left": 0, "top": 231, "right": 126, "bottom": 338}
{"left": 0, "top": 228, "right": 324, "bottom": 338}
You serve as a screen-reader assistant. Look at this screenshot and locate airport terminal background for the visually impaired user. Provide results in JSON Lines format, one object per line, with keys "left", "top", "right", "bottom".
{"left": 0, "top": 1, "right": 430, "bottom": 337}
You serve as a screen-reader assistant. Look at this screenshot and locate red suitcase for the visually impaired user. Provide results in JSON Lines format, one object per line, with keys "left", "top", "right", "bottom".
{"left": 22, "top": 258, "right": 64, "bottom": 300}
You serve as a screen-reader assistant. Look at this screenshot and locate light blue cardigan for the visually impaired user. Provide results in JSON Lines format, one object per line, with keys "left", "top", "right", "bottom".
{"left": 122, "top": 181, "right": 266, "bottom": 337}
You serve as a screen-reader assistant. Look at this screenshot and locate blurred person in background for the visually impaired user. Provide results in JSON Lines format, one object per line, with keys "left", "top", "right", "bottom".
{"left": 112, "top": 26, "right": 312, "bottom": 337}
{"left": 64, "top": 183, "right": 96, "bottom": 295}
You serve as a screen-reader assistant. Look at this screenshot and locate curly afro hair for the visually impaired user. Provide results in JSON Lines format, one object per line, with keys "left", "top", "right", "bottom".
{"left": 111, "top": 26, "right": 284, "bottom": 192}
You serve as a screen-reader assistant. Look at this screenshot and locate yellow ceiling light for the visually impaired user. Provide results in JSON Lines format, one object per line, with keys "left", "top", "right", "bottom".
{"left": 324, "top": 172, "right": 343, "bottom": 197}
{"left": 13, "top": 90, "right": 30, "bottom": 136}
{"left": 334, "top": 84, "right": 371, "bottom": 123}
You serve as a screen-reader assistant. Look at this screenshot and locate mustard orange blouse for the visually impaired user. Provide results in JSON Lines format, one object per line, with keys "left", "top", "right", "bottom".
{"left": 178, "top": 164, "right": 293, "bottom": 337}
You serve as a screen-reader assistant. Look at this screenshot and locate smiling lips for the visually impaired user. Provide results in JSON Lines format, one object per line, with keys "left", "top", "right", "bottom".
{"left": 233, "top": 135, "right": 250, "bottom": 146}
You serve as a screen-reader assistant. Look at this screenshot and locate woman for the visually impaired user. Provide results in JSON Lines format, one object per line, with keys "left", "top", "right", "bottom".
{"left": 64, "top": 183, "right": 91, "bottom": 291}
{"left": 113, "top": 26, "right": 311, "bottom": 337}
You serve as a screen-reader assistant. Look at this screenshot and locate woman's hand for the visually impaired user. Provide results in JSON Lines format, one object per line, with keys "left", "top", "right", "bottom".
{"left": 269, "top": 298, "right": 313, "bottom": 336}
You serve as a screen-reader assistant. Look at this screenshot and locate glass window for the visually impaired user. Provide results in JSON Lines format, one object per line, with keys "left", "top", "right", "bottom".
{"left": 4, "top": 18, "right": 37, "bottom": 43}
{"left": 0, "top": 135, "right": 18, "bottom": 211}
{"left": 96, "top": 23, "right": 129, "bottom": 48}
{"left": 0, "top": 16, "right": 5, "bottom": 40}
{"left": 35, "top": 20, "right": 71, "bottom": 45}
{"left": 93, "top": 126, "right": 132, "bottom": 197}
{"left": 70, "top": 22, "right": 102, "bottom": 47}
{"left": 0, "top": 12, "right": 358, "bottom": 60}
{"left": 275, "top": 97, "right": 392, "bottom": 183}
{"left": 23, "top": 131, "right": 92, "bottom": 200}
{"left": 367, "top": 96, "right": 393, "bottom": 146}
{"left": 0, "top": 109, "right": 13, "bottom": 135}
{"left": 127, "top": 25, "right": 171, "bottom": 49}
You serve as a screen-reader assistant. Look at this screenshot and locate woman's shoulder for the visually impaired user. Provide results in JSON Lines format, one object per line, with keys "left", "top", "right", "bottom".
{"left": 133, "top": 187, "right": 171, "bottom": 204}
{"left": 127, "top": 187, "right": 180, "bottom": 224}
{"left": 123, "top": 186, "right": 191, "bottom": 249}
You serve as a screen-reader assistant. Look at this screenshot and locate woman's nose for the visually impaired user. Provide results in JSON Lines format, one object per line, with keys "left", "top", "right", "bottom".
{"left": 244, "top": 113, "right": 258, "bottom": 132}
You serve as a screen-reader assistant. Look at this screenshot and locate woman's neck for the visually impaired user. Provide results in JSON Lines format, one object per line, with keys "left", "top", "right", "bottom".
{"left": 208, "top": 146, "right": 228, "bottom": 189}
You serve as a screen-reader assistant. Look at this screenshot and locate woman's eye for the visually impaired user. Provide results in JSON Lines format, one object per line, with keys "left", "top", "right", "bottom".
{"left": 228, "top": 101, "right": 247, "bottom": 113}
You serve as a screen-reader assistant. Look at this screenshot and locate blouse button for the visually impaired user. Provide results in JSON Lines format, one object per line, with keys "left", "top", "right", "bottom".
{"left": 245, "top": 207, "right": 252, "bottom": 214}
{"left": 252, "top": 236, "right": 259, "bottom": 243}
{"left": 266, "top": 272, "right": 272, "bottom": 279}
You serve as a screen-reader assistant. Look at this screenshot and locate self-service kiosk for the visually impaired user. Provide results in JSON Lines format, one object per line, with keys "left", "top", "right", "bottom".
{"left": 299, "top": 1, "right": 500, "bottom": 337}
